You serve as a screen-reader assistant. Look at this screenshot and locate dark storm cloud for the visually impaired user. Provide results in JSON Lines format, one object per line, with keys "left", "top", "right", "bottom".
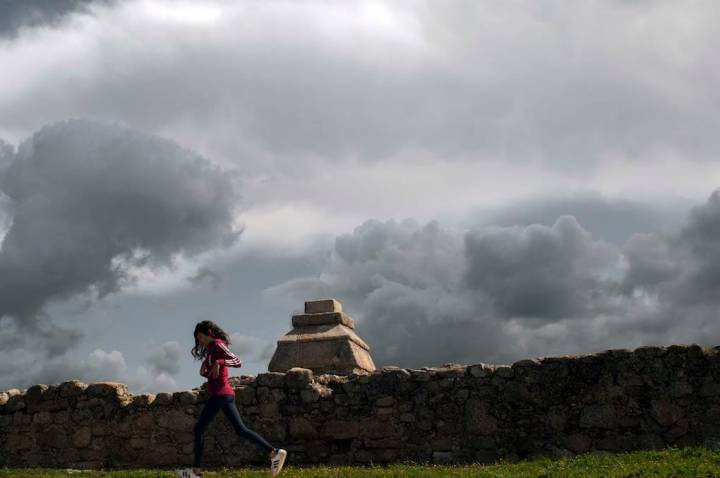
{"left": 621, "top": 190, "right": 720, "bottom": 308}
{"left": 144, "top": 341, "right": 181, "bottom": 376}
{"left": 0, "top": 139, "right": 13, "bottom": 228}
{"left": 673, "top": 193, "right": 720, "bottom": 304}
{"left": 0, "top": 139, "right": 13, "bottom": 166}
{"left": 187, "top": 266, "right": 223, "bottom": 290}
{"left": 463, "top": 215, "right": 619, "bottom": 321}
{"left": 1, "top": 1, "right": 718, "bottom": 173}
{"left": 0, "top": 0, "right": 105, "bottom": 38}
{"left": 0, "top": 118, "right": 244, "bottom": 360}
{"left": 264, "top": 190, "right": 720, "bottom": 367}
{"left": 464, "top": 192, "right": 697, "bottom": 247}
{"left": 618, "top": 233, "right": 680, "bottom": 296}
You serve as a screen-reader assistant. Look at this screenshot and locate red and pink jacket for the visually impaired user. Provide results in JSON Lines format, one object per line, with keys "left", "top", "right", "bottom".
{"left": 200, "top": 338, "right": 243, "bottom": 396}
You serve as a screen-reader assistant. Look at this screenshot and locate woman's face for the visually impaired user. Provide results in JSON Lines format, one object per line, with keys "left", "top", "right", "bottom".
{"left": 195, "top": 331, "right": 213, "bottom": 347}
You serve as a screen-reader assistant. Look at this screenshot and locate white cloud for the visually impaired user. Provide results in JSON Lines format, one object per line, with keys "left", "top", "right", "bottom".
{"left": 0, "top": 345, "right": 182, "bottom": 394}
{"left": 228, "top": 332, "right": 275, "bottom": 364}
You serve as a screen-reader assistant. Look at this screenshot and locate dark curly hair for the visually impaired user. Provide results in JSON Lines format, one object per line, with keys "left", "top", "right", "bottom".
{"left": 191, "top": 320, "right": 233, "bottom": 361}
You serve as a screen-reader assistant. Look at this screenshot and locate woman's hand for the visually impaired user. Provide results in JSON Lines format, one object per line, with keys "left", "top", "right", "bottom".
{"left": 210, "top": 362, "right": 221, "bottom": 378}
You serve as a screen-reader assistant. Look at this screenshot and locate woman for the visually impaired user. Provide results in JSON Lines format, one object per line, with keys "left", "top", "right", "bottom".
{"left": 175, "top": 320, "right": 287, "bottom": 477}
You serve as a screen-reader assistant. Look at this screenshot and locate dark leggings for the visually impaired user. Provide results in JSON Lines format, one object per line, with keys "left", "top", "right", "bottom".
{"left": 193, "top": 393, "right": 276, "bottom": 467}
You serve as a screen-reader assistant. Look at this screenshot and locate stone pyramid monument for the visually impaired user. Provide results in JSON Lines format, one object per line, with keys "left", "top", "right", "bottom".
{"left": 267, "top": 298, "right": 376, "bottom": 375}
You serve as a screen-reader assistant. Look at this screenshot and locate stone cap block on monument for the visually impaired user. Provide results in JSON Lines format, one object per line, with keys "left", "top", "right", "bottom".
{"left": 292, "top": 311, "right": 355, "bottom": 329}
{"left": 305, "top": 298, "right": 342, "bottom": 314}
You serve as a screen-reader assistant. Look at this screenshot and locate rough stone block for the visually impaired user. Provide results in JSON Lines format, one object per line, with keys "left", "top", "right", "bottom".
{"left": 292, "top": 311, "right": 355, "bottom": 328}
{"left": 305, "top": 298, "right": 342, "bottom": 314}
{"left": 86, "top": 382, "right": 129, "bottom": 398}
{"left": 285, "top": 367, "right": 314, "bottom": 388}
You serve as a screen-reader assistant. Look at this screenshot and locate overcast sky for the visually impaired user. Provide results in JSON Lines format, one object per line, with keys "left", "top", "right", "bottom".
{"left": 1, "top": 0, "right": 719, "bottom": 394}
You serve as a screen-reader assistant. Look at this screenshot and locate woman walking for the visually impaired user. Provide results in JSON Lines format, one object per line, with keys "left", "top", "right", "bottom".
{"left": 176, "top": 320, "right": 287, "bottom": 477}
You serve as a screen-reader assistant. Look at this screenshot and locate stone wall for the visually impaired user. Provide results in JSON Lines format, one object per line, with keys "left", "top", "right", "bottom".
{"left": 2, "top": 343, "right": 720, "bottom": 469}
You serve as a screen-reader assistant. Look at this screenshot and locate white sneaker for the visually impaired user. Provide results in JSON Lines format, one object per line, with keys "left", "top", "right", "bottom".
{"left": 270, "top": 448, "right": 287, "bottom": 476}
{"left": 175, "top": 468, "right": 202, "bottom": 478}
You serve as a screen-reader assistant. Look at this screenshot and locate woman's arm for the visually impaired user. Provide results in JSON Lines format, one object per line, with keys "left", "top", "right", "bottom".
{"left": 210, "top": 340, "right": 242, "bottom": 368}
{"left": 199, "top": 361, "right": 211, "bottom": 377}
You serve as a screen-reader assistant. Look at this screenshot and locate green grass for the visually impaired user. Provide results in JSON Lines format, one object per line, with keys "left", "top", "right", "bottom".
{"left": 1, "top": 446, "right": 720, "bottom": 477}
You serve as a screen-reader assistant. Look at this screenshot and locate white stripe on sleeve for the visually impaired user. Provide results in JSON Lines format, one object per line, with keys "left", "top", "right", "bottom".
{"left": 216, "top": 341, "right": 243, "bottom": 367}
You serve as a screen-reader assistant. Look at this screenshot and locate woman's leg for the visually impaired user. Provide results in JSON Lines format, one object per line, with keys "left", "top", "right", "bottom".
{"left": 193, "top": 395, "right": 223, "bottom": 469}
{"left": 219, "top": 395, "right": 276, "bottom": 454}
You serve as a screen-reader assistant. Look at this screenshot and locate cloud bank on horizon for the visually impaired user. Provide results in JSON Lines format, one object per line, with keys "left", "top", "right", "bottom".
{"left": 264, "top": 190, "right": 720, "bottom": 367}
{"left": 0, "top": 0, "right": 718, "bottom": 392}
